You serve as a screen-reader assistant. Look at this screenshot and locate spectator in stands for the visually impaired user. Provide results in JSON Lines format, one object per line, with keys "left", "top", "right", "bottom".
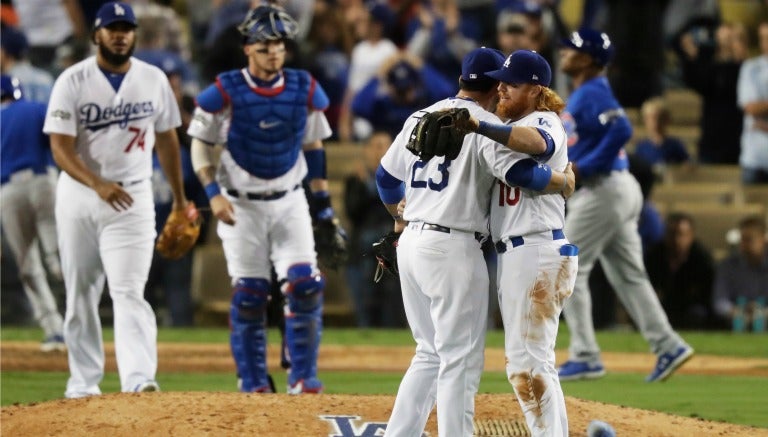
{"left": 629, "top": 154, "right": 665, "bottom": 253}
{"left": 343, "top": 131, "right": 405, "bottom": 328}
{"left": 603, "top": 0, "right": 668, "bottom": 108}
{"left": 634, "top": 96, "right": 690, "bottom": 176}
{"left": 350, "top": 54, "right": 455, "bottom": 140}
{"left": 713, "top": 216, "right": 768, "bottom": 329}
{"left": 11, "top": 0, "right": 87, "bottom": 74}
{"left": 405, "top": 0, "right": 477, "bottom": 89}
{"left": 645, "top": 213, "right": 716, "bottom": 330}
{"left": 144, "top": 56, "right": 209, "bottom": 327}
{"left": 337, "top": 2, "right": 398, "bottom": 142}
{"left": 495, "top": 11, "right": 532, "bottom": 55}
{"left": 675, "top": 20, "right": 746, "bottom": 164}
{"left": 0, "top": 26, "right": 53, "bottom": 103}
{"left": 737, "top": 20, "right": 768, "bottom": 184}
{"left": 304, "top": 6, "right": 353, "bottom": 139}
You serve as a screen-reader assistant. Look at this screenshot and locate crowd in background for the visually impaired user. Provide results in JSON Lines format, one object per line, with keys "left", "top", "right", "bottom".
{"left": 1, "top": 0, "right": 767, "bottom": 334}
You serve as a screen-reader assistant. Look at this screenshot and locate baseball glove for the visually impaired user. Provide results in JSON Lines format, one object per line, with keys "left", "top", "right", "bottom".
{"left": 155, "top": 202, "right": 201, "bottom": 260}
{"left": 314, "top": 218, "right": 348, "bottom": 270}
{"left": 406, "top": 108, "right": 470, "bottom": 161}
{"left": 372, "top": 231, "right": 401, "bottom": 283}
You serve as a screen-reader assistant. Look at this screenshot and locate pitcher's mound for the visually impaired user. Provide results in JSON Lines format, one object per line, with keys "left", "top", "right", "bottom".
{"left": 2, "top": 392, "right": 765, "bottom": 436}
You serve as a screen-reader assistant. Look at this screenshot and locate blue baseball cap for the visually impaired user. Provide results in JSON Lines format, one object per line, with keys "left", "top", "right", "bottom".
{"left": 461, "top": 47, "right": 506, "bottom": 83}
{"left": 1, "top": 75, "right": 23, "bottom": 101}
{"left": 485, "top": 50, "right": 552, "bottom": 87}
{"left": 0, "top": 27, "right": 28, "bottom": 59}
{"left": 387, "top": 61, "right": 420, "bottom": 92}
{"left": 560, "top": 28, "right": 614, "bottom": 66}
{"left": 94, "top": 2, "right": 138, "bottom": 29}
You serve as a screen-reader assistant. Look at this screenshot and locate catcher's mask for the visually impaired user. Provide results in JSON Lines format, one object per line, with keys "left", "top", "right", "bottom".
{"left": 238, "top": 6, "right": 299, "bottom": 45}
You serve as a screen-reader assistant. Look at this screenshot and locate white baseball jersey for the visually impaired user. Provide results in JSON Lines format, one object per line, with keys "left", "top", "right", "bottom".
{"left": 187, "top": 106, "right": 332, "bottom": 192}
{"left": 43, "top": 56, "right": 181, "bottom": 397}
{"left": 490, "top": 110, "right": 568, "bottom": 240}
{"left": 380, "top": 98, "right": 525, "bottom": 234}
{"left": 490, "top": 109, "right": 575, "bottom": 436}
{"left": 382, "top": 97, "right": 528, "bottom": 437}
{"left": 43, "top": 57, "right": 181, "bottom": 182}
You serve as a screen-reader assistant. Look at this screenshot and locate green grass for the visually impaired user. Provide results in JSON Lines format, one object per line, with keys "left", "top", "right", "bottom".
{"left": 4, "top": 327, "right": 764, "bottom": 357}
{"left": 3, "top": 327, "right": 767, "bottom": 428}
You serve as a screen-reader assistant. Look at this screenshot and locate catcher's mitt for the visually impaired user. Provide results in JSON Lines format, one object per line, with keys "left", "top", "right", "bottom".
{"left": 314, "top": 218, "right": 348, "bottom": 270}
{"left": 406, "top": 108, "right": 470, "bottom": 161}
{"left": 156, "top": 202, "right": 201, "bottom": 260}
{"left": 372, "top": 231, "right": 401, "bottom": 283}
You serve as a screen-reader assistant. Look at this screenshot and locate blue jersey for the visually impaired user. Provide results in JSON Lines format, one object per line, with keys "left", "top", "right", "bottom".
{"left": 562, "top": 76, "right": 633, "bottom": 179}
{"left": 1, "top": 99, "right": 52, "bottom": 184}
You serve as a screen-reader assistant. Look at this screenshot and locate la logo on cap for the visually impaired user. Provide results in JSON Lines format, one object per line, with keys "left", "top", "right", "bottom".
{"left": 470, "top": 73, "right": 477, "bottom": 79}
{"left": 532, "top": 74, "right": 538, "bottom": 80}
{"left": 114, "top": 4, "right": 125, "bottom": 15}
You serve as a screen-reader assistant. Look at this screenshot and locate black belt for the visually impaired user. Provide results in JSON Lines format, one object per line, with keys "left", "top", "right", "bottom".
{"left": 495, "top": 229, "right": 565, "bottom": 253}
{"left": 421, "top": 222, "right": 485, "bottom": 243}
{"left": 226, "top": 184, "right": 300, "bottom": 201}
{"left": 117, "top": 179, "right": 145, "bottom": 187}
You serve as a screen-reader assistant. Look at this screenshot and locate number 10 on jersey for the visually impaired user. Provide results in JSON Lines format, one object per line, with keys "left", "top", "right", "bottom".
{"left": 498, "top": 180, "right": 520, "bottom": 206}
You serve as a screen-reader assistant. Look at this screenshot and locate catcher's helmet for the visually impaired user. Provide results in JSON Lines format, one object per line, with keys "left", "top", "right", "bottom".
{"left": 560, "top": 28, "right": 614, "bottom": 66}
{"left": 238, "top": 6, "right": 299, "bottom": 45}
{"left": 0, "top": 75, "right": 23, "bottom": 101}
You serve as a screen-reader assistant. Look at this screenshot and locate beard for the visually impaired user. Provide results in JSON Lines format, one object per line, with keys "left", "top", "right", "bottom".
{"left": 98, "top": 41, "right": 135, "bottom": 67}
{"left": 496, "top": 97, "right": 529, "bottom": 122}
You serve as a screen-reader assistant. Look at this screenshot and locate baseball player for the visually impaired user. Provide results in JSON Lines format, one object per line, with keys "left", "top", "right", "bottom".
{"left": 43, "top": 2, "right": 190, "bottom": 397}
{"left": 1, "top": 75, "right": 65, "bottom": 352}
{"left": 456, "top": 50, "right": 578, "bottom": 437}
{"left": 556, "top": 29, "right": 694, "bottom": 382}
{"left": 187, "top": 5, "right": 335, "bottom": 394}
{"left": 377, "top": 47, "right": 573, "bottom": 437}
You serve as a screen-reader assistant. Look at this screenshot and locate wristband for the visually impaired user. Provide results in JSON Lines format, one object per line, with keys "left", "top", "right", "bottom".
{"left": 477, "top": 121, "right": 513, "bottom": 145}
{"left": 562, "top": 172, "right": 568, "bottom": 191}
{"left": 204, "top": 182, "right": 221, "bottom": 199}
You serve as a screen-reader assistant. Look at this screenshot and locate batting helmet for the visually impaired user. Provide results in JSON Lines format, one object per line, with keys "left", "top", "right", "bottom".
{"left": 0, "top": 75, "right": 23, "bottom": 101}
{"left": 237, "top": 6, "right": 299, "bottom": 45}
{"left": 561, "top": 28, "right": 614, "bottom": 66}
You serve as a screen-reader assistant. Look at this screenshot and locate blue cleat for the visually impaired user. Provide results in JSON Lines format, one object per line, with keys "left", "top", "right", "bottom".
{"left": 646, "top": 345, "right": 694, "bottom": 382}
{"left": 558, "top": 360, "right": 606, "bottom": 381}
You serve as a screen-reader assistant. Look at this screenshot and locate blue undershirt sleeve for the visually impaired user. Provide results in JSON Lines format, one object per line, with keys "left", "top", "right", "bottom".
{"left": 375, "top": 164, "right": 405, "bottom": 204}
{"left": 504, "top": 159, "right": 552, "bottom": 191}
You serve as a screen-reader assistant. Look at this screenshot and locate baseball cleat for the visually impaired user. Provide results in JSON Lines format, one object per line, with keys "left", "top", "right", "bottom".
{"left": 134, "top": 381, "right": 160, "bottom": 392}
{"left": 40, "top": 334, "right": 66, "bottom": 353}
{"left": 287, "top": 378, "right": 323, "bottom": 394}
{"left": 557, "top": 360, "right": 606, "bottom": 381}
{"left": 646, "top": 345, "right": 694, "bottom": 382}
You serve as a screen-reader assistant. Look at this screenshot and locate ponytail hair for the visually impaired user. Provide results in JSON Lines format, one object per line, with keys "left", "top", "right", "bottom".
{"left": 536, "top": 87, "right": 566, "bottom": 114}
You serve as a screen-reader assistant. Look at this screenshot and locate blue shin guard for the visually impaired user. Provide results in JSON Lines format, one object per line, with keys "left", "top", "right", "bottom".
{"left": 282, "top": 264, "right": 325, "bottom": 392}
{"left": 230, "top": 277, "right": 271, "bottom": 392}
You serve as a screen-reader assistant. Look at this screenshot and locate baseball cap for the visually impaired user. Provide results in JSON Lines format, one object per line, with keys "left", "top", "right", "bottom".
{"left": 1, "top": 26, "right": 29, "bottom": 59}
{"left": 560, "top": 28, "right": 614, "bottom": 66}
{"left": 461, "top": 47, "right": 506, "bottom": 87}
{"left": 93, "top": 2, "right": 138, "bottom": 30}
{"left": 485, "top": 50, "right": 552, "bottom": 87}
{"left": 497, "top": 11, "right": 527, "bottom": 34}
{"left": 1, "top": 75, "right": 23, "bottom": 101}
{"left": 387, "top": 61, "right": 420, "bottom": 92}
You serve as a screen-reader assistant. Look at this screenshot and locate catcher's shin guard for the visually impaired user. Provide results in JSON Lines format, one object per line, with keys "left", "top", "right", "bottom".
{"left": 282, "top": 264, "right": 324, "bottom": 391}
{"left": 230, "top": 278, "right": 272, "bottom": 392}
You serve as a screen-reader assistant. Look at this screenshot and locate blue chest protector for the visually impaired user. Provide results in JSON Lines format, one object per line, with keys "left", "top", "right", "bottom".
{"left": 217, "top": 69, "right": 311, "bottom": 179}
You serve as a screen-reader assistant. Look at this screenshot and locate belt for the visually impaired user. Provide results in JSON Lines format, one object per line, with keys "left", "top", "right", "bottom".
{"left": 413, "top": 222, "right": 485, "bottom": 243}
{"left": 116, "top": 179, "right": 145, "bottom": 187}
{"left": 495, "top": 229, "right": 565, "bottom": 253}
{"left": 226, "top": 184, "right": 300, "bottom": 201}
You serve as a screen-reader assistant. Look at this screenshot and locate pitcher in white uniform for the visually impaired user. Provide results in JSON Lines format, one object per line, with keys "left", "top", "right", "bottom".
{"left": 43, "top": 2, "right": 190, "bottom": 397}
{"left": 376, "top": 48, "right": 574, "bottom": 437}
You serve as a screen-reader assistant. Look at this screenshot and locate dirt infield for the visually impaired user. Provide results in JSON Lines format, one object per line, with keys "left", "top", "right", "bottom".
{"left": 3, "top": 342, "right": 768, "bottom": 436}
